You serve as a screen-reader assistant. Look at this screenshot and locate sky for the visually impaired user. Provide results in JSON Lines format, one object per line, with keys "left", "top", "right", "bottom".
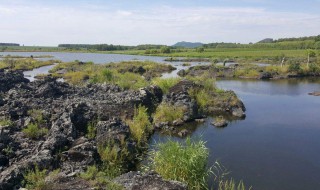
{"left": 0, "top": 0, "right": 320, "bottom": 46}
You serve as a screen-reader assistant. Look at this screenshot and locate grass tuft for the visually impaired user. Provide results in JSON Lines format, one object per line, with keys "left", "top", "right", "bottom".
{"left": 151, "top": 77, "right": 180, "bottom": 94}
{"left": 153, "top": 103, "right": 185, "bottom": 124}
{"left": 149, "top": 138, "right": 210, "bottom": 189}
{"left": 126, "top": 106, "right": 152, "bottom": 144}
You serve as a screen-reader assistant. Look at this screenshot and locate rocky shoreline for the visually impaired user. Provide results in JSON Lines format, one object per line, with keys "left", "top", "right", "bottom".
{"left": 177, "top": 65, "right": 320, "bottom": 80}
{"left": 0, "top": 70, "right": 246, "bottom": 189}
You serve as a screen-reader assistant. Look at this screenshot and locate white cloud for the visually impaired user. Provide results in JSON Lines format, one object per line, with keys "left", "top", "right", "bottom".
{"left": 0, "top": 3, "right": 319, "bottom": 45}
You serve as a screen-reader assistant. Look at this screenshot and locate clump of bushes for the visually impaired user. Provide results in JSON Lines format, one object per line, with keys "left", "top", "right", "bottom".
{"left": 126, "top": 106, "right": 152, "bottom": 144}
{"left": 153, "top": 103, "right": 185, "bottom": 124}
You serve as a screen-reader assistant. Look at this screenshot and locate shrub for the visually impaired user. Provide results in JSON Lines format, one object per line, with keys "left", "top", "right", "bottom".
{"left": 288, "top": 61, "right": 301, "bottom": 73}
{"left": 149, "top": 138, "right": 210, "bottom": 189}
{"left": 126, "top": 106, "right": 152, "bottom": 144}
{"left": 153, "top": 103, "right": 185, "bottom": 123}
{"left": 23, "top": 123, "right": 48, "bottom": 139}
{"left": 151, "top": 77, "right": 180, "bottom": 94}
{"left": 160, "top": 46, "right": 171, "bottom": 54}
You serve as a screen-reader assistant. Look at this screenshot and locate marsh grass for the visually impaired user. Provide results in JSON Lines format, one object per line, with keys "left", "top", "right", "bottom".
{"left": 153, "top": 103, "right": 185, "bottom": 123}
{"left": 151, "top": 77, "right": 180, "bottom": 94}
{"left": 126, "top": 106, "right": 152, "bottom": 144}
{"left": 149, "top": 138, "right": 210, "bottom": 189}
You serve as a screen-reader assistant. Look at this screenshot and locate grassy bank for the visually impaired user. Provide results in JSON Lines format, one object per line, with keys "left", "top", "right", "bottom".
{"left": 0, "top": 58, "right": 60, "bottom": 70}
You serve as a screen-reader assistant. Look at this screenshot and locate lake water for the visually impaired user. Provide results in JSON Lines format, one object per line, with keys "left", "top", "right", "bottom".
{"left": 152, "top": 78, "right": 320, "bottom": 190}
{"left": 0, "top": 52, "right": 208, "bottom": 80}
{"left": 2, "top": 52, "right": 320, "bottom": 189}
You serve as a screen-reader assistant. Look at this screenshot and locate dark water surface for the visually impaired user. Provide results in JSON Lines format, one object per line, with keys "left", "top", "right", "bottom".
{"left": 151, "top": 78, "right": 320, "bottom": 190}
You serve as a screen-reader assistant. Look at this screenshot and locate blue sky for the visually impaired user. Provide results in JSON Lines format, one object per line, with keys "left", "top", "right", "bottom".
{"left": 0, "top": 0, "right": 319, "bottom": 46}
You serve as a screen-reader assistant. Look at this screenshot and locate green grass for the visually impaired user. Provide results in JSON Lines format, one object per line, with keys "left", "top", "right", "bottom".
{"left": 151, "top": 77, "right": 180, "bottom": 94}
{"left": 86, "top": 121, "right": 97, "bottom": 139}
{"left": 126, "top": 105, "right": 152, "bottom": 144}
{"left": 0, "top": 58, "right": 58, "bottom": 70}
{"left": 22, "top": 123, "right": 48, "bottom": 139}
{"left": 110, "top": 48, "right": 320, "bottom": 61}
{"left": 149, "top": 138, "right": 210, "bottom": 189}
{"left": 153, "top": 103, "right": 185, "bottom": 124}
{"left": 80, "top": 165, "right": 124, "bottom": 190}
{"left": 23, "top": 166, "right": 59, "bottom": 190}
{"left": 97, "top": 143, "right": 129, "bottom": 178}
{"left": 0, "top": 118, "right": 13, "bottom": 127}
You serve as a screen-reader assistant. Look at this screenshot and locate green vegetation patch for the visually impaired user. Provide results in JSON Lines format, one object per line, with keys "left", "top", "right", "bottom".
{"left": 151, "top": 77, "right": 180, "bottom": 94}
{"left": 0, "top": 58, "right": 59, "bottom": 70}
{"left": 22, "top": 123, "right": 48, "bottom": 139}
{"left": 149, "top": 138, "right": 210, "bottom": 189}
{"left": 153, "top": 103, "right": 185, "bottom": 124}
{"left": 126, "top": 105, "right": 153, "bottom": 145}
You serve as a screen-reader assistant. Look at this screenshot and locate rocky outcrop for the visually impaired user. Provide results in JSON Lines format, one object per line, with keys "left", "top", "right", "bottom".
{"left": 0, "top": 70, "right": 29, "bottom": 93}
{"left": 309, "top": 91, "right": 320, "bottom": 96}
{"left": 212, "top": 117, "right": 228, "bottom": 128}
{"left": 114, "top": 171, "right": 187, "bottom": 190}
{"left": 206, "top": 90, "right": 246, "bottom": 118}
{"left": 0, "top": 73, "right": 164, "bottom": 189}
{"left": 162, "top": 80, "right": 201, "bottom": 124}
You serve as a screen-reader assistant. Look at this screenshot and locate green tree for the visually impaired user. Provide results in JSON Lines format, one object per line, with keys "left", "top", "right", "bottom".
{"left": 160, "top": 46, "right": 171, "bottom": 54}
{"left": 196, "top": 47, "right": 205, "bottom": 53}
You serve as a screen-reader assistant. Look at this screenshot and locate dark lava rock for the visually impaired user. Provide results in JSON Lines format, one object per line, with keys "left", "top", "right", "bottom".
{"left": 0, "top": 154, "right": 9, "bottom": 167}
{"left": 308, "top": 91, "right": 320, "bottom": 96}
{"left": 212, "top": 117, "right": 228, "bottom": 128}
{"left": 178, "top": 129, "right": 189, "bottom": 137}
{"left": 0, "top": 70, "right": 29, "bottom": 93}
{"left": 258, "top": 72, "right": 273, "bottom": 79}
{"left": 164, "top": 80, "right": 201, "bottom": 122}
{"left": 114, "top": 171, "right": 187, "bottom": 190}
{"left": 96, "top": 119, "right": 130, "bottom": 146}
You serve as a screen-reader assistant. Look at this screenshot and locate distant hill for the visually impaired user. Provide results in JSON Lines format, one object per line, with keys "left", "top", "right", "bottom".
{"left": 257, "top": 38, "right": 274, "bottom": 43}
{"left": 172, "top": 41, "right": 203, "bottom": 48}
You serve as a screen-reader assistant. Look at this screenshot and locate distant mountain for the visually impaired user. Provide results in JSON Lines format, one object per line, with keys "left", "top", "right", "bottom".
{"left": 172, "top": 41, "right": 203, "bottom": 48}
{"left": 257, "top": 38, "right": 274, "bottom": 43}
